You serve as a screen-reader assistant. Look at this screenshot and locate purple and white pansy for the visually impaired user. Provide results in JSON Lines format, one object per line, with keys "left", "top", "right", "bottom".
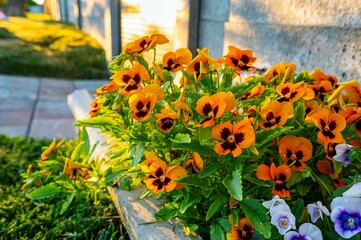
{"left": 284, "top": 223, "right": 323, "bottom": 240}
{"left": 330, "top": 182, "right": 361, "bottom": 238}
{"left": 307, "top": 201, "right": 330, "bottom": 223}
{"left": 333, "top": 143, "right": 354, "bottom": 167}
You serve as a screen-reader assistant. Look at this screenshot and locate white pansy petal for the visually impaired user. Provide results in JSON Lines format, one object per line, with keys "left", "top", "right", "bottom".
{"left": 299, "top": 223, "right": 323, "bottom": 240}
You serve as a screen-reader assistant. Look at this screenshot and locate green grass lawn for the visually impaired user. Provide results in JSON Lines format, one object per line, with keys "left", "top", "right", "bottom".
{"left": 0, "top": 14, "right": 109, "bottom": 79}
{"left": 0, "top": 134, "right": 127, "bottom": 239}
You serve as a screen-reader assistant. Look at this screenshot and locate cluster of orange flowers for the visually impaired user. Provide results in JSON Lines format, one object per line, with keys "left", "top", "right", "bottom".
{"left": 87, "top": 33, "right": 361, "bottom": 239}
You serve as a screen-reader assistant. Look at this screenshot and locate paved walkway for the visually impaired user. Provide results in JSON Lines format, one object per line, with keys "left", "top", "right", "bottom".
{"left": 0, "top": 74, "right": 108, "bottom": 139}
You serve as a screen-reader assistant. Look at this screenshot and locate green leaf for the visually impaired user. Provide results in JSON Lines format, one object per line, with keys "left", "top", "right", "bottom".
{"left": 60, "top": 191, "right": 75, "bottom": 215}
{"left": 155, "top": 202, "right": 179, "bottom": 221}
{"left": 175, "top": 175, "right": 214, "bottom": 189}
{"left": 198, "top": 162, "right": 222, "bottom": 178}
{"left": 220, "top": 67, "right": 234, "bottom": 89}
{"left": 28, "top": 184, "right": 62, "bottom": 200}
{"left": 325, "top": 231, "right": 342, "bottom": 240}
{"left": 206, "top": 196, "right": 228, "bottom": 221}
{"left": 198, "top": 127, "right": 213, "bottom": 142}
{"left": 171, "top": 140, "right": 215, "bottom": 156}
{"left": 239, "top": 199, "right": 271, "bottom": 238}
{"left": 230, "top": 209, "right": 238, "bottom": 226}
{"left": 75, "top": 116, "right": 116, "bottom": 127}
{"left": 129, "top": 142, "right": 145, "bottom": 167}
{"left": 294, "top": 101, "right": 305, "bottom": 124}
{"left": 291, "top": 199, "right": 304, "bottom": 221}
{"left": 80, "top": 127, "right": 90, "bottom": 155}
{"left": 170, "top": 133, "right": 191, "bottom": 143}
{"left": 70, "top": 142, "right": 84, "bottom": 162}
{"left": 210, "top": 222, "right": 226, "bottom": 240}
{"left": 286, "top": 170, "right": 305, "bottom": 188}
{"left": 180, "top": 192, "right": 202, "bottom": 214}
{"left": 223, "top": 170, "right": 243, "bottom": 201}
{"left": 256, "top": 126, "right": 293, "bottom": 149}
{"left": 296, "top": 183, "right": 311, "bottom": 196}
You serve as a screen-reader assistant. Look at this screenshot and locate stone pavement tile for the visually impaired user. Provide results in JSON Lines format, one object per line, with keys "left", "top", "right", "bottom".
{"left": 0, "top": 110, "right": 32, "bottom": 125}
{"left": 0, "top": 88, "right": 38, "bottom": 100}
{"left": 0, "top": 98, "right": 34, "bottom": 111}
{"left": 74, "top": 80, "right": 109, "bottom": 94}
{"left": 0, "top": 75, "right": 40, "bottom": 93}
{"left": 28, "top": 118, "right": 77, "bottom": 139}
{"left": 0, "top": 126, "right": 28, "bottom": 137}
{"left": 34, "top": 99, "right": 74, "bottom": 119}
{"left": 39, "top": 78, "right": 74, "bottom": 99}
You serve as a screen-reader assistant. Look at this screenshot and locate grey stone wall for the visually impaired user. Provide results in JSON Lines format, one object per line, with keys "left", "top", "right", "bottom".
{"left": 199, "top": 0, "right": 361, "bottom": 82}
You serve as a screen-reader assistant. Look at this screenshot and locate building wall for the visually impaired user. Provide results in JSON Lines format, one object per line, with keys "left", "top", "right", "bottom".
{"left": 199, "top": 0, "right": 361, "bottom": 81}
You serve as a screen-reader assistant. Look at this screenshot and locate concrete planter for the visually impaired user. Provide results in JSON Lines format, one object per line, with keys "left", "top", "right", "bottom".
{"left": 67, "top": 89, "right": 201, "bottom": 240}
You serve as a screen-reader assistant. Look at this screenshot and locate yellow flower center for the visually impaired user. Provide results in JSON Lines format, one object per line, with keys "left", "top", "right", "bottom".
{"left": 280, "top": 219, "right": 288, "bottom": 227}
{"left": 348, "top": 218, "right": 355, "bottom": 227}
{"left": 227, "top": 135, "right": 235, "bottom": 143}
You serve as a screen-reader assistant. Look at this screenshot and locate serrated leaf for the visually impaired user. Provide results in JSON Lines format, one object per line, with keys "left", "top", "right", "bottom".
{"left": 171, "top": 140, "right": 215, "bottom": 156}
{"left": 239, "top": 199, "right": 271, "bottom": 238}
{"left": 206, "top": 196, "right": 228, "bottom": 221}
{"left": 210, "top": 222, "right": 226, "bottom": 240}
{"left": 180, "top": 193, "right": 202, "bottom": 214}
{"left": 129, "top": 142, "right": 145, "bottom": 167}
{"left": 223, "top": 170, "right": 243, "bottom": 201}
{"left": 155, "top": 202, "right": 179, "bottom": 221}
{"left": 256, "top": 126, "right": 293, "bottom": 149}
{"left": 28, "top": 184, "right": 62, "bottom": 200}
{"left": 60, "top": 191, "right": 75, "bottom": 215}
{"left": 170, "top": 133, "right": 191, "bottom": 143}
{"left": 198, "top": 162, "right": 222, "bottom": 178}
{"left": 175, "top": 175, "right": 213, "bottom": 189}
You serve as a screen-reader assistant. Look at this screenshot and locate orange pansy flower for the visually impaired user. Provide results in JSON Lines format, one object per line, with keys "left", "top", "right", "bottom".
{"left": 184, "top": 152, "right": 204, "bottom": 174}
{"left": 240, "top": 84, "right": 265, "bottom": 100}
{"left": 259, "top": 100, "right": 294, "bottom": 129}
{"left": 155, "top": 108, "right": 179, "bottom": 133}
{"left": 304, "top": 100, "right": 319, "bottom": 117}
{"left": 264, "top": 62, "right": 296, "bottom": 84}
{"left": 40, "top": 138, "right": 65, "bottom": 161}
{"left": 278, "top": 135, "right": 313, "bottom": 171}
{"left": 195, "top": 92, "right": 228, "bottom": 127}
{"left": 186, "top": 48, "right": 213, "bottom": 82}
{"left": 341, "top": 80, "right": 361, "bottom": 106}
{"left": 162, "top": 48, "right": 192, "bottom": 72}
{"left": 316, "top": 160, "right": 345, "bottom": 188}
{"left": 63, "top": 158, "right": 89, "bottom": 180}
{"left": 276, "top": 81, "right": 314, "bottom": 102}
{"left": 142, "top": 83, "right": 164, "bottom": 101}
{"left": 346, "top": 107, "right": 361, "bottom": 136}
{"left": 88, "top": 98, "right": 102, "bottom": 117}
{"left": 307, "top": 80, "right": 334, "bottom": 103}
{"left": 122, "top": 33, "right": 169, "bottom": 56}
{"left": 221, "top": 46, "right": 257, "bottom": 73}
{"left": 93, "top": 81, "right": 120, "bottom": 96}
{"left": 309, "top": 107, "right": 346, "bottom": 144}
{"left": 226, "top": 218, "right": 254, "bottom": 240}
{"left": 129, "top": 91, "right": 157, "bottom": 121}
{"left": 172, "top": 89, "right": 192, "bottom": 125}
{"left": 113, "top": 62, "right": 151, "bottom": 96}
{"left": 256, "top": 163, "right": 292, "bottom": 198}
{"left": 310, "top": 68, "right": 338, "bottom": 86}
{"left": 143, "top": 153, "right": 187, "bottom": 194}
{"left": 212, "top": 118, "right": 255, "bottom": 157}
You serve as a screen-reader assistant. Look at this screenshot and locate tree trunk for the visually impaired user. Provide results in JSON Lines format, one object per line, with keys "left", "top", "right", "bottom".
{"left": 6, "top": 0, "right": 27, "bottom": 16}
